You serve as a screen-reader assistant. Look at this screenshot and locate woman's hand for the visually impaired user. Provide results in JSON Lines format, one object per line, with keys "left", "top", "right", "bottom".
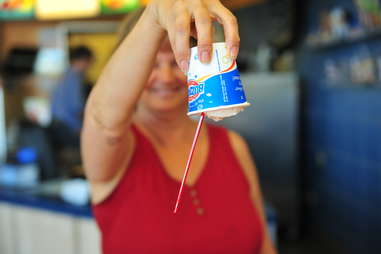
{"left": 148, "top": 0, "right": 240, "bottom": 73}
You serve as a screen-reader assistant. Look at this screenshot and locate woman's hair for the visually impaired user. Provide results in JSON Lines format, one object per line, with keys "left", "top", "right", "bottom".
{"left": 117, "top": 7, "right": 146, "bottom": 46}
{"left": 117, "top": 8, "right": 225, "bottom": 48}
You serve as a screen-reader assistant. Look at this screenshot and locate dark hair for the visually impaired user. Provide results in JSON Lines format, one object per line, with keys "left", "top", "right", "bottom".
{"left": 1, "top": 47, "right": 38, "bottom": 90}
{"left": 69, "top": 46, "right": 93, "bottom": 62}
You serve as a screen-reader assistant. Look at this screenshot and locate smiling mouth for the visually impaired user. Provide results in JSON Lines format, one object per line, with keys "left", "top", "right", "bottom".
{"left": 150, "top": 86, "right": 183, "bottom": 97}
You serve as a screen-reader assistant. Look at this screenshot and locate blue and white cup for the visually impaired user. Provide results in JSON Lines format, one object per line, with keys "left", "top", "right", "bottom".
{"left": 187, "top": 42, "right": 250, "bottom": 121}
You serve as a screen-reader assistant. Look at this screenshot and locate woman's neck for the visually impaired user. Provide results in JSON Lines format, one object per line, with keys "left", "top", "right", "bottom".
{"left": 134, "top": 106, "right": 195, "bottom": 145}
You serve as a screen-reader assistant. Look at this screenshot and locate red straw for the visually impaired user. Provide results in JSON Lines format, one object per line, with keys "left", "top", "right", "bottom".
{"left": 173, "top": 112, "right": 206, "bottom": 213}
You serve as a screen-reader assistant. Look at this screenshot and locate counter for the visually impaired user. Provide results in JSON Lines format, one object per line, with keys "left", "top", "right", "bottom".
{"left": 0, "top": 184, "right": 277, "bottom": 254}
{"left": 0, "top": 186, "right": 92, "bottom": 218}
{"left": 0, "top": 185, "right": 100, "bottom": 254}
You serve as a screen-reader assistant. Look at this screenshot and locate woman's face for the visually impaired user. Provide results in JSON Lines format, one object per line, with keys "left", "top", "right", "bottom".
{"left": 139, "top": 40, "right": 188, "bottom": 114}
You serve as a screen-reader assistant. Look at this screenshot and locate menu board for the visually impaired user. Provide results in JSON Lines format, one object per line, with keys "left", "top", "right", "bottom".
{"left": 36, "top": 0, "right": 99, "bottom": 20}
{"left": 100, "top": 0, "right": 140, "bottom": 14}
{"left": 0, "top": 0, "right": 35, "bottom": 20}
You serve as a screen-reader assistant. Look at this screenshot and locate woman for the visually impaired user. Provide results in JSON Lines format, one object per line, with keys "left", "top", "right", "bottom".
{"left": 82, "top": 0, "right": 277, "bottom": 253}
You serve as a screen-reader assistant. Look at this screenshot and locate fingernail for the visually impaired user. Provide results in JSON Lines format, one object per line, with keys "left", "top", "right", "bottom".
{"left": 180, "top": 60, "right": 189, "bottom": 74}
{"left": 230, "top": 46, "right": 239, "bottom": 60}
{"left": 201, "top": 50, "right": 210, "bottom": 63}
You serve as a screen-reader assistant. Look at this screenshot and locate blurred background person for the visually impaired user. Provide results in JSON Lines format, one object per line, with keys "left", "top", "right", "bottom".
{"left": 50, "top": 46, "right": 94, "bottom": 150}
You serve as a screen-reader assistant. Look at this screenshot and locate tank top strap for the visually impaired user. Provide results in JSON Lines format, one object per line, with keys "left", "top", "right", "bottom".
{"left": 207, "top": 124, "right": 232, "bottom": 152}
{"left": 130, "top": 123, "right": 144, "bottom": 143}
{"left": 205, "top": 124, "right": 244, "bottom": 178}
{"left": 130, "top": 123, "right": 155, "bottom": 151}
{"left": 129, "top": 123, "right": 161, "bottom": 169}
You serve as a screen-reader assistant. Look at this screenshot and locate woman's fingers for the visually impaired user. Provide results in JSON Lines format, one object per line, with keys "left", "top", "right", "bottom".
{"left": 159, "top": 0, "right": 240, "bottom": 71}
{"left": 207, "top": 1, "right": 240, "bottom": 60}
{"left": 171, "top": 2, "right": 191, "bottom": 73}
{"left": 192, "top": 3, "right": 213, "bottom": 63}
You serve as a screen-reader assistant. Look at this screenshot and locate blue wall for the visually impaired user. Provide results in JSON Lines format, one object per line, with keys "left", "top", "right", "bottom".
{"left": 298, "top": 0, "right": 381, "bottom": 253}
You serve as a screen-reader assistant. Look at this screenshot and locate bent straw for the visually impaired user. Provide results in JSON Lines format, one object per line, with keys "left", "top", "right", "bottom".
{"left": 173, "top": 112, "right": 206, "bottom": 213}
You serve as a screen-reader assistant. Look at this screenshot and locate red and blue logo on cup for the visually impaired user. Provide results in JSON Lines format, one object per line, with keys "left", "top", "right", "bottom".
{"left": 188, "top": 80, "right": 205, "bottom": 102}
{"left": 187, "top": 62, "right": 247, "bottom": 115}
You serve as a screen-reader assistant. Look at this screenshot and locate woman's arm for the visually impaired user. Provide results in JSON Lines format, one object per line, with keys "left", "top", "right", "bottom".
{"left": 229, "top": 131, "right": 278, "bottom": 254}
{"left": 82, "top": 6, "right": 166, "bottom": 183}
{"left": 82, "top": 0, "right": 240, "bottom": 184}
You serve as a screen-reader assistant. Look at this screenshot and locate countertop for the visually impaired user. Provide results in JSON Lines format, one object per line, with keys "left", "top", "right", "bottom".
{"left": 0, "top": 185, "right": 92, "bottom": 218}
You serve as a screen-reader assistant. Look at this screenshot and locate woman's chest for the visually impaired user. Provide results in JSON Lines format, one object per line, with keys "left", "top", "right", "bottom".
{"left": 154, "top": 138, "right": 209, "bottom": 186}
{"left": 110, "top": 190, "right": 263, "bottom": 254}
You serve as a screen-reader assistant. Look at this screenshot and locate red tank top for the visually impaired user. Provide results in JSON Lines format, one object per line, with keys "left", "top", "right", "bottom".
{"left": 93, "top": 124, "right": 264, "bottom": 254}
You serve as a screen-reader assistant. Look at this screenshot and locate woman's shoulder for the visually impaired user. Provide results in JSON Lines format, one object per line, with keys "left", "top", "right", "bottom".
{"left": 205, "top": 122, "right": 228, "bottom": 136}
{"left": 227, "top": 130, "right": 249, "bottom": 154}
{"left": 206, "top": 123, "right": 249, "bottom": 155}
{"left": 206, "top": 123, "right": 244, "bottom": 143}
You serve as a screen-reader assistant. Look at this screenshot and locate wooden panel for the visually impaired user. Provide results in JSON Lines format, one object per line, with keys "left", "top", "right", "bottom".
{"left": 0, "top": 203, "right": 16, "bottom": 254}
{"left": 75, "top": 218, "right": 101, "bottom": 254}
{"left": 13, "top": 206, "right": 76, "bottom": 254}
{"left": 0, "top": 23, "right": 4, "bottom": 55}
{"left": 0, "top": 17, "right": 121, "bottom": 58}
{"left": 0, "top": 21, "right": 57, "bottom": 58}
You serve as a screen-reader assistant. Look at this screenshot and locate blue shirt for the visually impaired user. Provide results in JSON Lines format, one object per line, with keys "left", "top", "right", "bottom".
{"left": 51, "top": 68, "right": 85, "bottom": 133}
